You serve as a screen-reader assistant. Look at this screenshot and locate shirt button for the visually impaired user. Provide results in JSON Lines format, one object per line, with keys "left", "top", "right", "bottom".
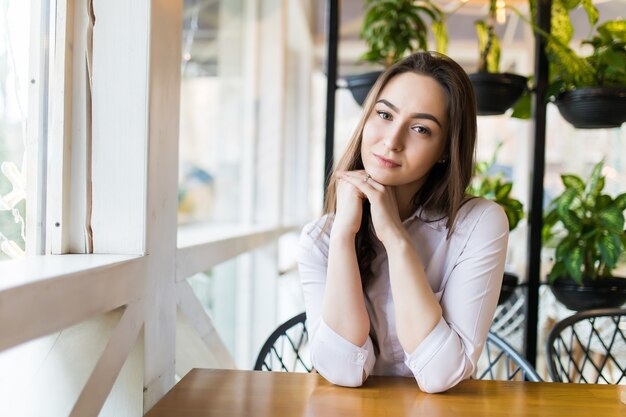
{"left": 409, "top": 361, "right": 416, "bottom": 369}
{"left": 357, "top": 352, "right": 365, "bottom": 361}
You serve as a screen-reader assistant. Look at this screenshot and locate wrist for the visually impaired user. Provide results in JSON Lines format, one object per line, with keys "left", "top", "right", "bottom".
{"left": 330, "top": 228, "right": 357, "bottom": 244}
{"left": 381, "top": 228, "right": 411, "bottom": 250}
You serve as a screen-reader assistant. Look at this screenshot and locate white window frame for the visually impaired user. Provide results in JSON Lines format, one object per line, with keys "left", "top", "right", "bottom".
{"left": 1, "top": 0, "right": 314, "bottom": 415}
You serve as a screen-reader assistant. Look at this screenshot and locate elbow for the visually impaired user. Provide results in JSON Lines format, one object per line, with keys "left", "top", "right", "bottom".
{"left": 322, "top": 372, "right": 365, "bottom": 388}
{"left": 414, "top": 360, "right": 471, "bottom": 394}
{"left": 311, "top": 347, "right": 365, "bottom": 388}
{"left": 417, "top": 378, "right": 459, "bottom": 394}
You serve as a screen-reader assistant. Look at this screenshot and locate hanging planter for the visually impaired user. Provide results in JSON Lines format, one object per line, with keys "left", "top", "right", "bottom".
{"left": 554, "top": 86, "right": 626, "bottom": 129}
{"left": 344, "top": 71, "right": 382, "bottom": 107}
{"left": 469, "top": 72, "right": 528, "bottom": 115}
{"left": 520, "top": 9, "right": 626, "bottom": 129}
{"left": 468, "top": 1, "right": 528, "bottom": 116}
{"left": 550, "top": 277, "right": 626, "bottom": 311}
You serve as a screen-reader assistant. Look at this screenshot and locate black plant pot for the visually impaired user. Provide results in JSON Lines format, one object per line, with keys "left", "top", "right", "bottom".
{"left": 550, "top": 276, "right": 626, "bottom": 311}
{"left": 469, "top": 72, "right": 528, "bottom": 116}
{"left": 498, "top": 272, "right": 519, "bottom": 305}
{"left": 554, "top": 87, "right": 626, "bottom": 129}
{"left": 344, "top": 71, "right": 383, "bottom": 107}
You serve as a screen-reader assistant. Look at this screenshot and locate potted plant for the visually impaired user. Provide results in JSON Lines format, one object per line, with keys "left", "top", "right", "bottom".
{"left": 345, "top": 0, "right": 447, "bottom": 106}
{"left": 468, "top": 0, "right": 528, "bottom": 116}
{"left": 543, "top": 161, "right": 626, "bottom": 311}
{"left": 515, "top": 1, "right": 626, "bottom": 128}
{"left": 467, "top": 145, "right": 524, "bottom": 304}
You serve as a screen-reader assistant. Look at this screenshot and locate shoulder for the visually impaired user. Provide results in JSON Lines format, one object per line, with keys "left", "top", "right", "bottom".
{"left": 456, "top": 197, "right": 508, "bottom": 236}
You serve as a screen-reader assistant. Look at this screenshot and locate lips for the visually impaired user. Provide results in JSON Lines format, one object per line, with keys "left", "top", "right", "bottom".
{"left": 374, "top": 153, "right": 401, "bottom": 168}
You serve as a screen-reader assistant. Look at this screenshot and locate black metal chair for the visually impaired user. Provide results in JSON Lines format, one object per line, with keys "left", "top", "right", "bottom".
{"left": 476, "top": 332, "right": 542, "bottom": 382}
{"left": 254, "top": 312, "right": 541, "bottom": 381}
{"left": 546, "top": 308, "right": 626, "bottom": 383}
{"left": 253, "top": 312, "right": 312, "bottom": 372}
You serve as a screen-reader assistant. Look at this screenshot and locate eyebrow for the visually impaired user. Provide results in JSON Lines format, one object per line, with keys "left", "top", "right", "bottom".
{"left": 376, "top": 99, "right": 442, "bottom": 128}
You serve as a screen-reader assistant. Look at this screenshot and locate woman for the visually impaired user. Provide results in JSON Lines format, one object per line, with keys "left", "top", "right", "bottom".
{"left": 298, "top": 52, "right": 508, "bottom": 393}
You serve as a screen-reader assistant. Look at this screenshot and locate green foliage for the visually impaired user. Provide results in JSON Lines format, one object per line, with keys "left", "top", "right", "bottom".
{"left": 360, "top": 0, "right": 447, "bottom": 67}
{"left": 474, "top": 0, "right": 501, "bottom": 73}
{"left": 543, "top": 161, "right": 626, "bottom": 285}
{"left": 520, "top": 1, "right": 626, "bottom": 96}
{"left": 467, "top": 144, "right": 524, "bottom": 231}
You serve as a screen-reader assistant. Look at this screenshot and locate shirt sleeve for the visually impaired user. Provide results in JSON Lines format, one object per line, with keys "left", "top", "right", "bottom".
{"left": 404, "top": 201, "right": 508, "bottom": 393}
{"left": 297, "top": 219, "right": 376, "bottom": 387}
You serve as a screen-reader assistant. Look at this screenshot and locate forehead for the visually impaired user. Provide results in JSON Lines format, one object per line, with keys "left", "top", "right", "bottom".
{"left": 378, "top": 72, "right": 448, "bottom": 118}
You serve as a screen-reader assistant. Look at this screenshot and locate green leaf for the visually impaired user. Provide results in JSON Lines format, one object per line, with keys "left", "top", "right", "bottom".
{"left": 598, "top": 20, "right": 626, "bottom": 42}
{"left": 580, "top": 0, "right": 599, "bottom": 27}
{"left": 561, "top": 174, "right": 585, "bottom": 195}
{"left": 598, "top": 233, "right": 622, "bottom": 269}
{"left": 604, "top": 49, "right": 626, "bottom": 73}
{"left": 546, "top": 80, "right": 566, "bottom": 101}
{"left": 548, "top": 261, "right": 567, "bottom": 283}
{"left": 614, "top": 193, "right": 626, "bottom": 211}
{"left": 475, "top": 161, "right": 490, "bottom": 175}
{"left": 499, "top": 199, "right": 523, "bottom": 231}
{"left": 556, "top": 188, "right": 578, "bottom": 217}
{"left": 510, "top": 89, "right": 532, "bottom": 119}
{"left": 598, "top": 207, "right": 626, "bottom": 232}
{"left": 564, "top": 245, "right": 584, "bottom": 282}
{"left": 496, "top": 182, "right": 513, "bottom": 200}
{"left": 551, "top": 0, "right": 574, "bottom": 45}
{"left": 586, "top": 161, "right": 604, "bottom": 204}
{"left": 432, "top": 20, "right": 448, "bottom": 54}
{"left": 555, "top": 237, "right": 583, "bottom": 282}
{"left": 561, "top": 209, "right": 582, "bottom": 234}
{"left": 561, "top": 0, "right": 580, "bottom": 9}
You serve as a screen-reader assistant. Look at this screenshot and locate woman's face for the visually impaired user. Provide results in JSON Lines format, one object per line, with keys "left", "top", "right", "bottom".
{"left": 361, "top": 72, "right": 448, "bottom": 195}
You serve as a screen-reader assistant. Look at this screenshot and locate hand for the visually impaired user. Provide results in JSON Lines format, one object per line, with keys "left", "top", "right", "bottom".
{"left": 332, "top": 172, "right": 366, "bottom": 237}
{"left": 336, "top": 170, "right": 406, "bottom": 245}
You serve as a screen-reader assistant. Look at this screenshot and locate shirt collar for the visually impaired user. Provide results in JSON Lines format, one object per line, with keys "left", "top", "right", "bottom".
{"left": 402, "top": 206, "right": 448, "bottom": 231}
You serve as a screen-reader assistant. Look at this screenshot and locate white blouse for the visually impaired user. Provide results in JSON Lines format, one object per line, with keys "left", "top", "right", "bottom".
{"left": 297, "top": 197, "right": 508, "bottom": 393}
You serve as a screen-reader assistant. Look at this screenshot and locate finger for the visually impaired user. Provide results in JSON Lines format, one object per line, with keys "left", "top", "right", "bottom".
{"left": 337, "top": 178, "right": 367, "bottom": 200}
{"left": 341, "top": 171, "right": 384, "bottom": 191}
{"left": 338, "top": 172, "right": 382, "bottom": 199}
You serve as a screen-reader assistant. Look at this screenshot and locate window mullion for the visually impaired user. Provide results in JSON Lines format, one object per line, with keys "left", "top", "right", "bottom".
{"left": 46, "top": 0, "right": 75, "bottom": 254}
{"left": 25, "top": 0, "right": 51, "bottom": 256}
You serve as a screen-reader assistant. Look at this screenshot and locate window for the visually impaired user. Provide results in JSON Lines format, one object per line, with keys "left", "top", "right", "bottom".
{"left": 0, "top": 1, "right": 33, "bottom": 261}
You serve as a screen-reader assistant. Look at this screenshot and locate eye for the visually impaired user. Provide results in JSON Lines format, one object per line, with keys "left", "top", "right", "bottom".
{"left": 412, "top": 125, "right": 431, "bottom": 135}
{"left": 377, "top": 110, "right": 392, "bottom": 121}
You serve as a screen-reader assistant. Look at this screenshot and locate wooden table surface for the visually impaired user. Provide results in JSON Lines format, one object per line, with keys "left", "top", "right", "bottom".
{"left": 145, "top": 369, "right": 626, "bottom": 417}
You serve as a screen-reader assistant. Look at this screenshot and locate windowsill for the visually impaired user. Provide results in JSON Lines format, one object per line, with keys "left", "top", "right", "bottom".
{"left": 177, "top": 222, "right": 302, "bottom": 249}
{"left": 0, "top": 254, "right": 143, "bottom": 292}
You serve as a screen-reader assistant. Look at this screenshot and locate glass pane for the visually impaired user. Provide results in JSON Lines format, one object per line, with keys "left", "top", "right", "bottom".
{"left": 178, "top": 0, "right": 245, "bottom": 226}
{"left": 0, "top": 1, "right": 32, "bottom": 261}
{"left": 187, "top": 259, "right": 238, "bottom": 359}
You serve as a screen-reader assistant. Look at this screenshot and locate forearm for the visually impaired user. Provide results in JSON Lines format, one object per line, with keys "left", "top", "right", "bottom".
{"left": 322, "top": 231, "right": 370, "bottom": 346}
{"left": 385, "top": 232, "right": 442, "bottom": 353}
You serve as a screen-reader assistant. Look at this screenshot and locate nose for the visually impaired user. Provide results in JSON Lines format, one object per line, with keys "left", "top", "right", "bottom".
{"left": 384, "top": 125, "right": 404, "bottom": 152}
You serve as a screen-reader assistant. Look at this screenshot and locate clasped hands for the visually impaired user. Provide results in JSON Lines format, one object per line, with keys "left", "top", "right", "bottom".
{"left": 333, "top": 170, "right": 408, "bottom": 245}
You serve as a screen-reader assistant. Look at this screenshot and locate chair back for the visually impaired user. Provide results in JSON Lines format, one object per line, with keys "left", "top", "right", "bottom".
{"left": 546, "top": 308, "right": 626, "bottom": 383}
{"left": 476, "top": 332, "right": 542, "bottom": 382}
{"left": 254, "top": 312, "right": 312, "bottom": 372}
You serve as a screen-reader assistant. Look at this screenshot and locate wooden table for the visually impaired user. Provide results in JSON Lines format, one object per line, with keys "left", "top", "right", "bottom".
{"left": 145, "top": 369, "right": 626, "bottom": 416}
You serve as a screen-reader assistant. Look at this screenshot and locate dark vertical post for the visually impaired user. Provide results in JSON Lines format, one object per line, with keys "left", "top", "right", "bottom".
{"left": 323, "top": 0, "right": 339, "bottom": 202}
{"left": 525, "top": 0, "right": 551, "bottom": 366}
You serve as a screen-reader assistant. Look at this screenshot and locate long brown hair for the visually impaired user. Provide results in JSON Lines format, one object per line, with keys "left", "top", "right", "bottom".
{"left": 323, "top": 51, "right": 477, "bottom": 289}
